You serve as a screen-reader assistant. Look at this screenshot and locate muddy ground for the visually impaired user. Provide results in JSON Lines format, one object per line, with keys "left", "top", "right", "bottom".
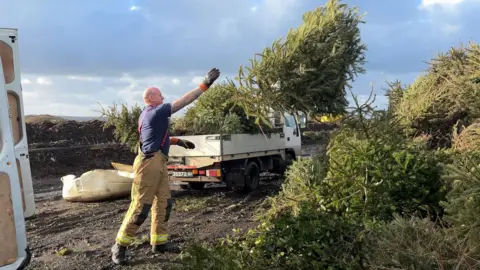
{"left": 24, "top": 144, "right": 324, "bottom": 270}
{"left": 25, "top": 177, "right": 282, "bottom": 270}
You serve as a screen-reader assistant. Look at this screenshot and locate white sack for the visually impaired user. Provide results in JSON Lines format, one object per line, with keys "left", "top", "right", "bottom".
{"left": 61, "top": 169, "right": 134, "bottom": 202}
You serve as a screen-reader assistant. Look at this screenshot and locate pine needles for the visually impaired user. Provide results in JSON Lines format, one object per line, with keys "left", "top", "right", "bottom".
{"left": 228, "top": 0, "right": 367, "bottom": 127}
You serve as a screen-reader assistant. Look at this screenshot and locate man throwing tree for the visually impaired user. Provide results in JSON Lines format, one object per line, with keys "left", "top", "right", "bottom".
{"left": 111, "top": 68, "right": 221, "bottom": 265}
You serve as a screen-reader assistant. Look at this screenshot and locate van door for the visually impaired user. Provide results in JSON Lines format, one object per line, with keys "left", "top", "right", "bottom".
{"left": 0, "top": 53, "right": 31, "bottom": 270}
{"left": 0, "top": 28, "right": 36, "bottom": 218}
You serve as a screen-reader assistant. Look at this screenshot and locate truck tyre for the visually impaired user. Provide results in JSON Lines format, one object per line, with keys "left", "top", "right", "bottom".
{"left": 278, "top": 152, "right": 294, "bottom": 176}
{"left": 243, "top": 162, "right": 260, "bottom": 192}
{"left": 189, "top": 182, "right": 206, "bottom": 190}
{"left": 286, "top": 152, "right": 295, "bottom": 165}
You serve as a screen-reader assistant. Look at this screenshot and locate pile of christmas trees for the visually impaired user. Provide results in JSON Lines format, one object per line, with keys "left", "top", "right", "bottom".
{"left": 392, "top": 42, "right": 480, "bottom": 148}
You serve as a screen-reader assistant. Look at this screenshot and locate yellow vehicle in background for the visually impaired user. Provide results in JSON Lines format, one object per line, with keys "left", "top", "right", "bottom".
{"left": 315, "top": 113, "right": 345, "bottom": 123}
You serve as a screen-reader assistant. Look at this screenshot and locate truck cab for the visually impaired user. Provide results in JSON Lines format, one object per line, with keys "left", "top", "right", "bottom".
{"left": 273, "top": 111, "right": 303, "bottom": 160}
{"left": 0, "top": 28, "right": 35, "bottom": 270}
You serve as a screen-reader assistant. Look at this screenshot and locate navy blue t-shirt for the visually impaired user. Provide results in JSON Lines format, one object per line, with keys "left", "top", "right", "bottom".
{"left": 138, "top": 103, "right": 172, "bottom": 156}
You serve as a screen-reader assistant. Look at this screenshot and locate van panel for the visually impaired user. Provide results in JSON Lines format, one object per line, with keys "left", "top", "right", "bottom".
{"left": 16, "top": 159, "right": 26, "bottom": 212}
{"left": 0, "top": 40, "right": 14, "bottom": 84}
{"left": 15, "top": 155, "right": 34, "bottom": 217}
{"left": 0, "top": 172, "right": 18, "bottom": 267}
{"left": 7, "top": 92, "right": 21, "bottom": 144}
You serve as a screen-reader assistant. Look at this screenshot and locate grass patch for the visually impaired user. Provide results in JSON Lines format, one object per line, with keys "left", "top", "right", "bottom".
{"left": 174, "top": 196, "right": 223, "bottom": 212}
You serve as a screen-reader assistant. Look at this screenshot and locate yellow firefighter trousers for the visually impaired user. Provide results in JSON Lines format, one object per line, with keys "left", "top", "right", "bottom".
{"left": 115, "top": 150, "right": 173, "bottom": 246}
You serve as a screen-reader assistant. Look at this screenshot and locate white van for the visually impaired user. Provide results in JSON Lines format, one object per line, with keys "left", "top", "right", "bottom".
{"left": 0, "top": 28, "right": 34, "bottom": 269}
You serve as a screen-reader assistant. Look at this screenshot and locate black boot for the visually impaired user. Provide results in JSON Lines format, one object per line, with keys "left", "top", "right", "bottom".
{"left": 111, "top": 243, "right": 127, "bottom": 265}
{"left": 152, "top": 242, "right": 181, "bottom": 254}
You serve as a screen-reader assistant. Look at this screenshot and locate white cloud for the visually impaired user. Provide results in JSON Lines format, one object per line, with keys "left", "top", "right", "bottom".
{"left": 441, "top": 23, "right": 462, "bottom": 34}
{"left": 172, "top": 0, "right": 303, "bottom": 41}
{"left": 67, "top": 75, "right": 103, "bottom": 82}
{"left": 190, "top": 76, "right": 204, "bottom": 86}
{"left": 217, "top": 18, "right": 241, "bottom": 40}
{"left": 36, "top": 76, "right": 52, "bottom": 85}
{"left": 17, "top": 68, "right": 425, "bottom": 117}
{"left": 256, "top": 0, "right": 300, "bottom": 31}
{"left": 21, "top": 78, "right": 31, "bottom": 85}
{"left": 416, "top": 0, "right": 478, "bottom": 36}
{"left": 419, "top": 0, "right": 466, "bottom": 9}
{"left": 25, "top": 102, "right": 104, "bottom": 117}
{"left": 18, "top": 71, "right": 238, "bottom": 117}
{"left": 418, "top": 0, "right": 479, "bottom": 13}
{"left": 130, "top": 6, "right": 140, "bottom": 11}
{"left": 22, "top": 91, "right": 39, "bottom": 99}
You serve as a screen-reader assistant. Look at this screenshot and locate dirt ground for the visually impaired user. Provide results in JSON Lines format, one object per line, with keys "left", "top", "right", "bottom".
{"left": 23, "top": 144, "right": 323, "bottom": 269}
{"left": 24, "top": 175, "right": 283, "bottom": 270}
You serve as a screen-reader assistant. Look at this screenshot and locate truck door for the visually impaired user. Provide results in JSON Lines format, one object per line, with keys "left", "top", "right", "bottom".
{"left": 283, "top": 112, "right": 302, "bottom": 158}
{"left": 0, "top": 61, "right": 31, "bottom": 270}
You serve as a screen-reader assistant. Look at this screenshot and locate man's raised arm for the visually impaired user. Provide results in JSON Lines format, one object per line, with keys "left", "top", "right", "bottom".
{"left": 171, "top": 68, "right": 220, "bottom": 114}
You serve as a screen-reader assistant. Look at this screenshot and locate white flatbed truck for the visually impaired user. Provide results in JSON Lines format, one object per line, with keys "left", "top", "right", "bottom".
{"left": 167, "top": 112, "right": 305, "bottom": 191}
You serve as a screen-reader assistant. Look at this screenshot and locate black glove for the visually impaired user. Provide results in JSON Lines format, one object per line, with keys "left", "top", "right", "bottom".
{"left": 202, "top": 68, "right": 220, "bottom": 88}
{"left": 177, "top": 139, "right": 195, "bottom": 149}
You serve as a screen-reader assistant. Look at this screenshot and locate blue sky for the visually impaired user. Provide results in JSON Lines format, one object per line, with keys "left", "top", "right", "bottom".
{"left": 0, "top": 0, "right": 478, "bottom": 116}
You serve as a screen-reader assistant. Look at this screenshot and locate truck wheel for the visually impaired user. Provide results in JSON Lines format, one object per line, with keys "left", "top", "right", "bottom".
{"left": 189, "top": 182, "right": 206, "bottom": 190}
{"left": 279, "top": 152, "right": 294, "bottom": 176}
{"left": 243, "top": 162, "right": 260, "bottom": 192}
{"left": 286, "top": 152, "right": 295, "bottom": 165}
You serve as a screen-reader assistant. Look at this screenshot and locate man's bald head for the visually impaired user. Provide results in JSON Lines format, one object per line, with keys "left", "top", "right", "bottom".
{"left": 143, "top": 86, "right": 164, "bottom": 106}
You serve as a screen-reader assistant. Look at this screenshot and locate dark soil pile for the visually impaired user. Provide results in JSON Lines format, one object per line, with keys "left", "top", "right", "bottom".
{"left": 29, "top": 144, "right": 136, "bottom": 178}
{"left": 25, "top": 119, "right": 133, "bottom": 178}
{"left": 26, "top": 120, "right": 116, "bottom": 148}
